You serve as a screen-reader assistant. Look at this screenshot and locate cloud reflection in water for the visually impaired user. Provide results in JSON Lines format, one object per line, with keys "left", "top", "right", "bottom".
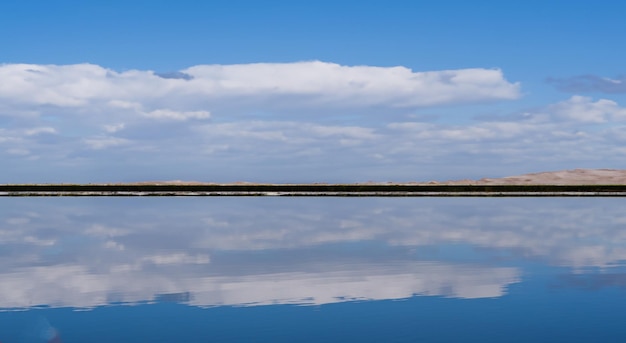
{"left": 0, "top": 197, "right": 623, "bottom": 310}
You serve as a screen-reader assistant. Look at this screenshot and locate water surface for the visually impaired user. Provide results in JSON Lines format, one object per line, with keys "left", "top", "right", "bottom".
{"left": 1, "top": 197, "right": 625, "bottom": 342}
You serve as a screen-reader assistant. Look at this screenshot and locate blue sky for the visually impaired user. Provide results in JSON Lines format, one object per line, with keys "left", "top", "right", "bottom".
{"left": 1, "top": 0, "right": 626, "bottom": 182}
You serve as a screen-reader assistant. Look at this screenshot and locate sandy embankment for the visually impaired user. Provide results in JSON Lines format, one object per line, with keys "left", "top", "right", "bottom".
{"left": 135, "top": 169, "right": 626, "bottom": 186}
{"left": 426, "top": 169, "right": 626, "bottom": 185}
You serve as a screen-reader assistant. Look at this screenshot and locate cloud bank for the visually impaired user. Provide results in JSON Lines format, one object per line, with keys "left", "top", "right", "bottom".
{"left": 0, "top": 62, "right": 520, "bottom": 110}
{"left": 1, "top": 61, "right": 626, "bottom": 182}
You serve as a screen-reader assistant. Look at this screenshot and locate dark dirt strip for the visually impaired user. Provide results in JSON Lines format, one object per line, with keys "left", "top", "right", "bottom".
{"left": 2, "top": 184, "right": 626, "bottom": 196}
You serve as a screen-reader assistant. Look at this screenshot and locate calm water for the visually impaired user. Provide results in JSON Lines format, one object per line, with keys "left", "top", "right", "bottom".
{"left": 1, "top": 197, "right": 625, "bottom": 342}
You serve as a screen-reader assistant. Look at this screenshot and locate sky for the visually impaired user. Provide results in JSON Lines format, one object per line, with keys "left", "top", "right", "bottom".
{"left": 1, "top": 0, "right": 626, "bottom": 183}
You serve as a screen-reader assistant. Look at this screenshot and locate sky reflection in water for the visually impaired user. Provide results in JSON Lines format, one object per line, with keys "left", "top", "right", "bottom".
{"left": 1, "top": 197, "right": 625, "bottom": 342}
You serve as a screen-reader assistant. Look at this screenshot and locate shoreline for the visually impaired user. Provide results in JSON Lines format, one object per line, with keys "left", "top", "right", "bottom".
{"left": 2, "top": 183, "right": 626, "bottom": 197}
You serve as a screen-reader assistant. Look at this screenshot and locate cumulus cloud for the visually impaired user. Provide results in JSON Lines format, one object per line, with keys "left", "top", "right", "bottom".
{"left": 4, "top": 96, "right": 626, "bottom": 182}
{"left": 2, "top": 61, "right": 626, "bottom": 183}
{"left": 83, "top": 136, "right": 131, "bottom": 150}
{"left": 182, "top": 62, "right": 521, "bottom": 107}
{"left": 0, "top": 62, "right": 519, "bottom": 111}
{"left": 142, "top": 109, "right": 211, "bottom": 121}
{"left": 548, "top": 96, "right": 626, "bottom": 123}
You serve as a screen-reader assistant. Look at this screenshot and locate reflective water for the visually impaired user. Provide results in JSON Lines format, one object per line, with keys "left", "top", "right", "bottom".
{"left": 1, "top": 197, "right": 625, "bottom": 342}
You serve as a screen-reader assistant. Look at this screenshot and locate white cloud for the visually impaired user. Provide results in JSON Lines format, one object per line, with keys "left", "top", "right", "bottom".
{"left": 24, "top": 127, "right": 57, "bottom": 136}
{"left": 83, "top": 136, "right": 131, "bottom": 150}
{"left": 103, "top": 123, "right": 125, "bottom": 133}
{"left": 2, "top": 61, "right": 626, "bottom": 183}
{"left": 6, "top": 217, "right": 31, "bottom": 225}
{"left": 0, "top": 62, "right": 519, "bottom": 112}
{"left": 195, "top": 121, "right": 380, "bottom": 144}
{"left": 549, "top": 96, "right": 626, "bottom": 123}
{"left": 141, "top": 253, "right": 210, "bottom": 265}
{"left": 182, "top": 62, "right": 520, "bottom": 107}
{"left": 107, "top": 100, "right": 142, "bottom": 110}
{"left": 142, "top": 109, "right": 210, "bottom": 121}
{"left": 85, "top": 224, "right": 130, "bottom": 238}
{"left": 6, "top": 148, "right": 30, "bottom": 156}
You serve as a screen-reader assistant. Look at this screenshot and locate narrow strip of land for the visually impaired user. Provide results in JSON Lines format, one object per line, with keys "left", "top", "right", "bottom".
{"left": 2, "top": 184, "right": 626, "bottom": 196}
